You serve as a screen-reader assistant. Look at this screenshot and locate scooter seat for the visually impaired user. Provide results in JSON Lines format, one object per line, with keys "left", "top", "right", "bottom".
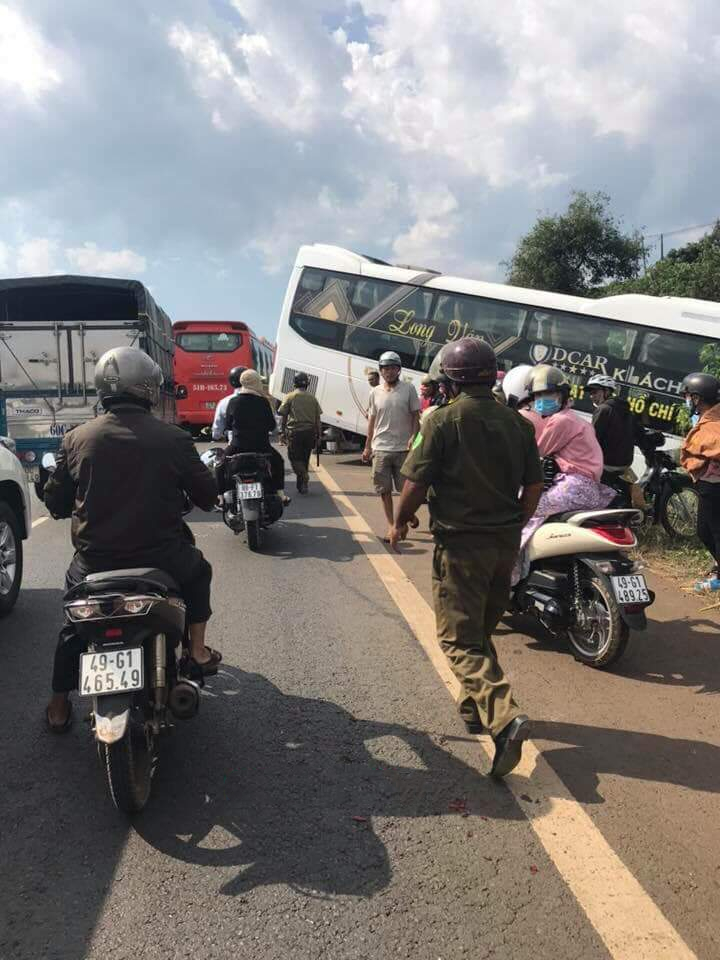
{"left": 75, "top": 568, "right": 181, "bottom": 595}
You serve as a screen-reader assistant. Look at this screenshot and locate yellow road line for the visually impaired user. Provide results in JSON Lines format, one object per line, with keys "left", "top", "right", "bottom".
{"left": 31, "top": 516, "right": 48, "bottom": 528}
{"left": 314, "top": 462, "right": 697, "bottom": 960}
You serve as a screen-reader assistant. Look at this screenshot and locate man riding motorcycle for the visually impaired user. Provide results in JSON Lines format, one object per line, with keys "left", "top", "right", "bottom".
{"left": 44, "top": 347, "right": 220, "bottom": 732}
{"left": 587, "top": 374, "right": 642, "bottom": 496}
{"left": 212, "top": 366, "right": 247, "bottom": 442}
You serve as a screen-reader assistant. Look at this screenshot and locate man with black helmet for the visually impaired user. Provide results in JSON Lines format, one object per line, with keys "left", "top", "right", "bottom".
{"left": 44, "top": 347, "right": 219, "bottom": 732}
{"left": 391, "top": 338, "right": 543, "bottom": 778}
{"left": 279, "top": 371, "right": 323, "bottom": 494}
{"left": 681, "top": 372, "right": 720, "bottom": 575}
{"left": 212, "top": 365, "right": 247, "bottom": 442}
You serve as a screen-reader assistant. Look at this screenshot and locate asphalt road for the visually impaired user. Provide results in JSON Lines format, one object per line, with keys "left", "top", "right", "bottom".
{"left": 1, "top": 453, "right": 718, "bottom": 960}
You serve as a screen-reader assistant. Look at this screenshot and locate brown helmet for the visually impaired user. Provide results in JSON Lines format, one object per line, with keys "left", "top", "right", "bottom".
{"left": 441, "top": 337, "right": 498, "bottom": 384}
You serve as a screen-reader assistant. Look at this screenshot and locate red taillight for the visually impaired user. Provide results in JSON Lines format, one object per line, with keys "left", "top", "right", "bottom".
{"left": 105, "top": 628, "right": 123, "bottom": 637}
{"left": 589, "top": 525, "right": 635, "bottom": 546}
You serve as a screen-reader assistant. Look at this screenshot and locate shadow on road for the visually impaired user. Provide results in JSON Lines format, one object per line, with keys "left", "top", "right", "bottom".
{"left": 0, "top": 588, "right": 132, "bottom": 960}
{"left": 134, "top": 666, "right": 521, "bottom": 898}
{"left": 534, "top": 720, "right": 720, "bottom": 804}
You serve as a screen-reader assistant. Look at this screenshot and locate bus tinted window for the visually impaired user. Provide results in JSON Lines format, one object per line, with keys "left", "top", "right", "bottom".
{"left": 527, "top": 310, "right": 636, "bottom": 360}
{"left": 177, "top": 332, "right": 241, "bottom": 352}
{"left": 638, "top": 330, "right": 702, "bottom": 369}
{"left": 434, "top": 293, "right": 525, "bottom": 352}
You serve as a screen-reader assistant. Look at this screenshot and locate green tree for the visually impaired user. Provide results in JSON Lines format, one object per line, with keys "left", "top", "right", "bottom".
{"left": 598, "top": 222, "right": 720, "bottom": 301}
{"left": 504, "top": 191, "right": 645, "bottom": 296}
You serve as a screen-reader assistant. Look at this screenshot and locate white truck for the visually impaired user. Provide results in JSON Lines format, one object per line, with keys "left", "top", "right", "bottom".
{"left": 0, "top": 434, "right": 31, "bottom": 615}
{"left": 0, "top": 275, "right": 175, "bottom": 498}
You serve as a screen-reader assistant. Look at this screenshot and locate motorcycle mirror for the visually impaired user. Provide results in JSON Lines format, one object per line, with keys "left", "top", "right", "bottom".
{"left": 41, "top": 452, "right": 57, "bottom": 472}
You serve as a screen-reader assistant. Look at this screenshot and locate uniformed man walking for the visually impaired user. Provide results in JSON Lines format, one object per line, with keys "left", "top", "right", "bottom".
{"left": 390, "top": 340, "right": 544, "bottom": 777}
{"left": 278, "top": 371, "right": 322, "bottom": 494}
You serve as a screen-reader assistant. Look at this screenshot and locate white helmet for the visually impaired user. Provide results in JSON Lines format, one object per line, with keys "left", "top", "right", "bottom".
{"left": 586, "top": 374, "right": 618, "bottom": 392}
{"left": 502, "top": 364, "right": 533, "bottom": 406}
{"left": 378, "top": 350, "right": 402, "bottom": 368}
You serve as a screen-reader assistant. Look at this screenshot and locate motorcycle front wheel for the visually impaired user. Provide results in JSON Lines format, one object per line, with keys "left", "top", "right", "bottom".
{"left": 104, "top": 712, "right": 154, "bottom": 814}
{"left": 567, "top": 574, "right": 628, "bottom": 669}
{"left": 659, "top": 482, "right": 698, "bottom": 541}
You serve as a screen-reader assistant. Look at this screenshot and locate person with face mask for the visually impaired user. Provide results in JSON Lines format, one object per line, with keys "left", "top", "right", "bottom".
{"left": 501, "top": 364, "right": 545, "bottom": 437}
{"left": 513, "top": 365, "right": 614, "bottom": 583}
{"left": 680, "top": 373, "right": 720, "bottom": 576}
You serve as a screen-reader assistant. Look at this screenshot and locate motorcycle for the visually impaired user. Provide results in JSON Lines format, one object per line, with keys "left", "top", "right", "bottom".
{"left": 512, "top": 502, "right": 654, "bottom": 669}
{"left": 201, "top": 446, "right": 284, "bottom": 552}
{"left": 42, "top": 453, "right": 205, "bottom": 814}
{"left": 604, "top": 430, "right": 698, "bottom": 541}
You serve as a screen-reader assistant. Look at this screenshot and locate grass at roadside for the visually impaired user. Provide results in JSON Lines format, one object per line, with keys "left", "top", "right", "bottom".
{"left": 634, "top": 523, "right": 711, "bottom": 587}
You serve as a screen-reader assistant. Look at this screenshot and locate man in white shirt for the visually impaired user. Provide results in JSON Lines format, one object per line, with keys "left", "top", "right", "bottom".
{"left": 362, "top": 351, "right": 421, "bottom": 541}
{"left": 212, "top": 366, "right": 246, "bottom": 442}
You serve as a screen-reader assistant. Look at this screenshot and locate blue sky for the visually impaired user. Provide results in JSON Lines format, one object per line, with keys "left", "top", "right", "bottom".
{"left": 2, "top": 0, "right": 719, "bottom": 340}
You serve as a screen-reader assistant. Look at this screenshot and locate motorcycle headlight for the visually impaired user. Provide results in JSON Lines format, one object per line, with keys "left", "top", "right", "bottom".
{"left": 122, "top": 597, "right": 156, "bottom": 616}
{"left": 66, "top": 601, "right": 103, "bottom": 621}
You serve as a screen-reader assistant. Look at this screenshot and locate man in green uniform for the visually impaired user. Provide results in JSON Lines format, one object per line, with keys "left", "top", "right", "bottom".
{"left": 278, "top": 371, "right": 322, "bottom": 494}
{"left": 390, "top": 340, "right": 543, "bottom": 778}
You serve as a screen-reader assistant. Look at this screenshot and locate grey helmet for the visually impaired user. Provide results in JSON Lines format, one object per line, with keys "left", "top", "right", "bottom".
{"left": 378, "top": 350, "right": 402, "bottom": 368}
{"left": 94, "top": 346, "right": 163, "bottom": 407}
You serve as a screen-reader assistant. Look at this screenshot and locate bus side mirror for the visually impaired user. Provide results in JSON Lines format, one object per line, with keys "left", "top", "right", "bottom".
{"left": 176, "top": 385, "right": 188, "bottom": 400}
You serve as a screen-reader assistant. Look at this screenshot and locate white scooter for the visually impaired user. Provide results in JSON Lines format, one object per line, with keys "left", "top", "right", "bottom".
{"left": 512, "top": 505, "right": 654, "bottom": 668}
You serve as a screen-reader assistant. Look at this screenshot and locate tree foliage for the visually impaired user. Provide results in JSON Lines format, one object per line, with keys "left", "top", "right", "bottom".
{"left": 504, "top": 191, "right": 645, "bottom": 296}
{"left": 599, "top": 222, "right": 720, "bottom": 303}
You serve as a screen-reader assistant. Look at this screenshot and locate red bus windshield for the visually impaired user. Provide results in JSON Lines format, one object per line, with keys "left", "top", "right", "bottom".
{"left": 173, "top": 322, "right": 276, "bottom": 435}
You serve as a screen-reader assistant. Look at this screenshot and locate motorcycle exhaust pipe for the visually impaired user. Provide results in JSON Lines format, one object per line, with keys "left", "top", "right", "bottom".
{"left": 168, "top": 680, "right": 201, "bottom": 720}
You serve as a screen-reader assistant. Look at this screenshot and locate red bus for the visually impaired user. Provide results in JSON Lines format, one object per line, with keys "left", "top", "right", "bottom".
{"left": 173, "top": 321, "right": 275, "bottom": 436}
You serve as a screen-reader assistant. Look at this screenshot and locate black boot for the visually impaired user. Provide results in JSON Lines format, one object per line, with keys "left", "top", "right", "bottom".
{"left": 491, "top": 715, "right": 530, "bottom": 779}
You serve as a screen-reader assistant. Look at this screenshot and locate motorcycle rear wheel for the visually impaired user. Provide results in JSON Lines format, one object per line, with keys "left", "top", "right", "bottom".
{"left": 246, "top": 518, "right": 261, "bottom": 552}
{"left": 104, "top": 714, "right": 154, "bottom": 814}
{"left": 659, "top": 482, "right": 698, "bottom": 541}
{"left": 567, "top": 574, "right": 628, "bottom": 669}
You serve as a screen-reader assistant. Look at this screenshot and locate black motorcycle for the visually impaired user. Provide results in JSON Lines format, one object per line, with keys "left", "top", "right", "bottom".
{"left": 66, "top": 568, "right": 205, "bottom": 814}
{"left": 203, "top": 447, "right": 284, "bottom": 551}
{"left": 604, "top": 430, "right": 698, "bottom": 541}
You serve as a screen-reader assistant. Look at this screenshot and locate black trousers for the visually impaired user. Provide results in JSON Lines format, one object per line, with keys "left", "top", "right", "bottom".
{"left": 696, "top": 481, "right": 720, "bottom": 567}
{"left": 219, "top": 445, "right": 285, "bottom": 493}
{"left": 288, "top": 427, "right": 316, "bottom": 483}
{"left": 51, "top": 544, "right": 212, "bottom": 694}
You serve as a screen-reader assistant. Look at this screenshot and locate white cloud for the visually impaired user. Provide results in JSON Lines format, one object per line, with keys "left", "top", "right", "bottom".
{"left": 0, "top": 5, "right": 62, "bottom": 102}
{"left": 16, "top": 238, "right": 60, "bottom": 275}
{"left": 65, "top": 243, "right": 147, "bottom": 276}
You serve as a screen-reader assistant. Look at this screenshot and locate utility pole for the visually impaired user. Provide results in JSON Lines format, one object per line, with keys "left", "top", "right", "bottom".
{"left": 660, "top": 233, "right": 664, "bottom": 260}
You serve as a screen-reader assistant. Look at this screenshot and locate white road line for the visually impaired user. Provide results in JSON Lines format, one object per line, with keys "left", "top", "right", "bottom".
{"left": 314, "top": 463, "right": 697, "bottom": 960}
{"left": 31, "top": 516, "right": 48, "bottom": 528}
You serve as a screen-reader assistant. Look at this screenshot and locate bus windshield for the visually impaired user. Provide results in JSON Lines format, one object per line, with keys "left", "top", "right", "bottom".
{"left": 176, "top": 332, "right": 242, "bottom": 352}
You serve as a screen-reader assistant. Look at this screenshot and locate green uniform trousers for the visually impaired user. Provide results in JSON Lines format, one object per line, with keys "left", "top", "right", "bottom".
{"left": 431, "top": 536, "right": 521, "bottom": 738}
{"left": 287, "top": 427, "right": 316, "bottom": 483}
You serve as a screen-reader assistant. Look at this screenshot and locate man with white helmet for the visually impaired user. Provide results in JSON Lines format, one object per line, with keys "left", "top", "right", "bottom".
{"left": 362, "top": 350, "right": 421, "bottom": 541}
{"left": 587, "top": 374, "right": 640, "bottom": 487}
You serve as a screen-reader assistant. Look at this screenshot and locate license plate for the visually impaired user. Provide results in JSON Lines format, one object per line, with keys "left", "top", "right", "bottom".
{"left": 79, "top": 648, "right": 144, "bottom": 697}
{"left": 25, "top": 466, "right": 40, "bottom": 483}
{"left": 611, "top": 574, "right": 650, "bottom": 605}
{"left": 237, "top": 482, "right": 263, "bottom": 498}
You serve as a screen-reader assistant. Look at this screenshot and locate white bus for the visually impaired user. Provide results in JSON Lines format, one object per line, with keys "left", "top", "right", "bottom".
{"left": 269, "top": 243, "right": 720, "bottom": 447}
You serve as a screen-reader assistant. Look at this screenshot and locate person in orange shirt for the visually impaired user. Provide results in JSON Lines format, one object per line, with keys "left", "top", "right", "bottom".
{"left": 680, "top": 372, "right": 720, "bottom": 576}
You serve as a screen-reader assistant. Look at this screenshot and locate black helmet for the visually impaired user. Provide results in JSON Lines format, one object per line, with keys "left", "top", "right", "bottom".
{"left": 94, "top": 347, "right": 163, "bottom": 408}
{"left": 441, "top": 338, "right": 497, "bottom": 384}
{"left": 228, "top": 366, "right": 247, "bottom": 388}
{"left": 294, "top": 371, "right": 310, "bottom": 388}
{"left": 682, "top": 372, "right": 720, "bottom": 404}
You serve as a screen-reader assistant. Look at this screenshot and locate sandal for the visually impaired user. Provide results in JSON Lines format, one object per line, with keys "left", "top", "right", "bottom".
{"left": 190, "top": 647, "right": 223, "bottom": 676}
{"left": 46, "top": 702, "right": 73, "bottom": 734}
